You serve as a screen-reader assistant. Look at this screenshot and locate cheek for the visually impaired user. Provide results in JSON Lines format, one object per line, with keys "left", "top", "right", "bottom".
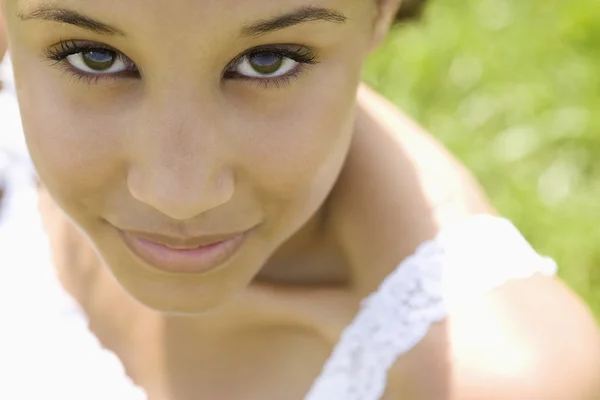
{"left": 14, "top": 61, "right": 125, "bottom": 200}
{"left": 233, "top": 61, "right": 362, "bottom": 203}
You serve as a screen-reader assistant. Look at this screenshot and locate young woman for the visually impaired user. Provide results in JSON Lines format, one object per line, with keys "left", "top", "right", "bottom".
{"left": 1, "top": 0, "right": 599, "bottom": 398}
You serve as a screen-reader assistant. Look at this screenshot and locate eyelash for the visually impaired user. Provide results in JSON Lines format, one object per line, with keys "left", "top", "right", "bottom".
{"left": 226, "top": 45, "right": 318, "bottom": 88}
{"left": 44, "top": 40, "right": 319, "bottom": 88}
{"left": 45, "top": 40, "right": 138, "bottom": 85}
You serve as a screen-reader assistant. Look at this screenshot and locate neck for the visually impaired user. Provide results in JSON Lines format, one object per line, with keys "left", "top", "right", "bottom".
{"left": 254, "top": 202, "right": 350, "bottom": 287}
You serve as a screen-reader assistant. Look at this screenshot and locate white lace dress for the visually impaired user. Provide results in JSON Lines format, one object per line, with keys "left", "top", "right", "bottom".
{"left": 0, "top": 56, "right": 557, "bottom": 400}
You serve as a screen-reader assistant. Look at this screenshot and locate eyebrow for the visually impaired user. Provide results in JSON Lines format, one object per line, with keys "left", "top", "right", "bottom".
{"left": 18, "top": 7, "right": 125, "bottom": 36}
{"left": 241, "top": 6, "right": 348, "bottom": 37}
{"left": 17, "top": 5, "right": 347, "bottom": 38}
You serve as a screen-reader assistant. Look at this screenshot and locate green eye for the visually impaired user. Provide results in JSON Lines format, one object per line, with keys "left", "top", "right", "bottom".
{"left": 81, "top": 49, "right": 117, "bottom": 71}
{"left": 233, "top": 51, "right": 299, "bottom": 78}
{"left": 65, "top": 47, "right": 132, "bottom": 75}
{"left": 80, "top": 49, "right": 117, "bottom": 71}
{"left": 247, "top": 52, "right": 284, "bottom": 75}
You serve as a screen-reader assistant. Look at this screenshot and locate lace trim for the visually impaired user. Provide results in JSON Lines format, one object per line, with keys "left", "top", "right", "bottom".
{"left": 304, "top": 215, "right": 557, "bottom": 400}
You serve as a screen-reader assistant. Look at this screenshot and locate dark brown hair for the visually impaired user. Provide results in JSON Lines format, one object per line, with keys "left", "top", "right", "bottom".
{"left": 395, "top": 0, "right": 428, "bottom": 22}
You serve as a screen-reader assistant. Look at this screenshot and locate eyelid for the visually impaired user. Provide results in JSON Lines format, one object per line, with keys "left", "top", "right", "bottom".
{"left": 228, "top": 66, "right": 311, "bottom": 89}
{"left": 223, "top": 44, "right": 318, "bottom": 78}
{"left": 46, "top": 39, "right": 121, "bottom": 60}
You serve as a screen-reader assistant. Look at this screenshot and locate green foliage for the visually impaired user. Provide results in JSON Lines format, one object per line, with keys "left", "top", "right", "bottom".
{"left": 365, "top": 0, "right": 600, "bottom": 318}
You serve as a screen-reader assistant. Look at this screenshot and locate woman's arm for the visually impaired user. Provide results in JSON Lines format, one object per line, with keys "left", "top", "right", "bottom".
{"left": 450, "top": 276, "right": 600, "bottom": 398}
{"left": 390, "top": 275, "right": 600, "bottom": 398}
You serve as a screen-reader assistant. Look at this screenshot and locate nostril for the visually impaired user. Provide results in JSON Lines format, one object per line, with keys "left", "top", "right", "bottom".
{"left": 127, "top": 167, "right": 235, "bottom": 221}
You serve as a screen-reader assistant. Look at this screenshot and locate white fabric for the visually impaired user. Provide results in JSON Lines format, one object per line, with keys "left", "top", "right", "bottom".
{"left": 0, "top": 55, "right": 557, "bottom": 399}
{"left": 304, "top": 215, "right": 557, "bottom": 399}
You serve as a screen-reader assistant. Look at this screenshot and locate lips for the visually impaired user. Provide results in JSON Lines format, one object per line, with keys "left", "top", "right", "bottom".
{"left": 117, "top": 228, "right": 250, "bottom": 274}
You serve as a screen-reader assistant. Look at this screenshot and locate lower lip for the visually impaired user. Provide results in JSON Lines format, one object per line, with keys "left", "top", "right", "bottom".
{"left": 119, "top": 231, "right": 247, "bottom": 274}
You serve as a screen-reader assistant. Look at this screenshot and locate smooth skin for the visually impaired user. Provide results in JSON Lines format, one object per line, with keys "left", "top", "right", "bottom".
{"left": 2, "top": 0, "right": 600, "bottom": 398}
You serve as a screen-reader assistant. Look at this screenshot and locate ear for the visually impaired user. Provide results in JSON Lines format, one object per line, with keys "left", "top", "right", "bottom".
{"left": 369, "top": 0, "right": 402, "bottom": 51}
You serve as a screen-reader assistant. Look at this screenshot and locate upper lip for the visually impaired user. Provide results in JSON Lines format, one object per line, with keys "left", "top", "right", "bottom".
{"left": 117, "top": 229, "right": 251, "bottom": 250}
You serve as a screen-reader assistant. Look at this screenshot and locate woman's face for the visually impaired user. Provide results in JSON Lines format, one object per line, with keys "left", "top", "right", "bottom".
{"left": 3, "top": 0, "right": 395, "bottom": 313}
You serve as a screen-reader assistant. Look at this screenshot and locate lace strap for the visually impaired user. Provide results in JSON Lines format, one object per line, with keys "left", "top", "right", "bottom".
{"left": 304, "top": 215, "right": 557, "bottom": 400}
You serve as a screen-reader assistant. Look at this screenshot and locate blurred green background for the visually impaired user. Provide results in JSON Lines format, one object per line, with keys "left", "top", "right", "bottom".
{"left": 364, "top": 0, "right": 599, "bottom": 319}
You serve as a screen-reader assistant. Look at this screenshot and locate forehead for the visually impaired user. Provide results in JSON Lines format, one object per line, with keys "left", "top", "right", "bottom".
{"left": 8, "top": 0, "right": 368, "bottom": 32}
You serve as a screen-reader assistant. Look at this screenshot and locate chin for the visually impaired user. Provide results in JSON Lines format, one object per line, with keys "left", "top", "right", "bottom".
{"left": 95, "top": 242, "right": 262, "bottom": 315}
{"left": 116, "top": 264, "right": 255, "bottom": 315}
{"left": 130, "top": 288, "right": 239, "bottom": 315}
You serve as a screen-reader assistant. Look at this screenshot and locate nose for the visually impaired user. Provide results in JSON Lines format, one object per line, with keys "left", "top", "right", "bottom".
{"left": 126, "top": 102, "right": 234, "bottom": 221}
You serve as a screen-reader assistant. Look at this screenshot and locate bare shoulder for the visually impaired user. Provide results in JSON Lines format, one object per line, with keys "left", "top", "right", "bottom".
{"left": 356, "top": 86, "right": 600, "bottom": 397}
{"left": 389, "top": 275, "right": 600, "bottom": 399}
{"left": 338, "top": 85, "right": 499, "bottom": 291}
{"left": 355, "top": 84, "right": 494, "bottom": 224}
